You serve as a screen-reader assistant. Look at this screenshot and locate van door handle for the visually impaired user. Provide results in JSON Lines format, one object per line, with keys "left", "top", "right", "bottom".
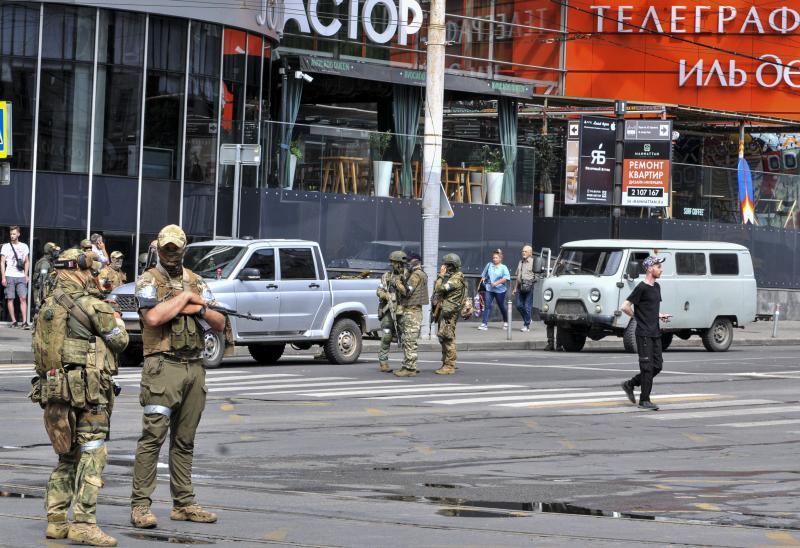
{"left": 309, "top": 283, "right": 320, "bottom": 289}
{"left": 266, "top": 283, "right": 278, "bottom": 290}
{"left": 684, "top": 301, "right": 690, "bottom": 311}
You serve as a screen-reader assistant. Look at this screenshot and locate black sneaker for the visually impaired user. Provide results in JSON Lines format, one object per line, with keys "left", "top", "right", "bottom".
{"left": 21, "top": 322, "right": 30, "bottom": 330}
{"left": 543, "top": 343, "right": 554, "bottom": 351}
{"left": 639, "top": 401, "right": 659, "bottom": 411}
{"left": 9, "top": 322, "right": 18, "bottom": 328}
{"left": 621, "top": 381, "right": 636, "bottom": 404}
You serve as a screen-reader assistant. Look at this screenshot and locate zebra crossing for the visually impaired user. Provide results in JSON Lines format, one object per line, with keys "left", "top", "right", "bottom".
{"left": 3, "top": 363, "right": 798, "bottom": 428}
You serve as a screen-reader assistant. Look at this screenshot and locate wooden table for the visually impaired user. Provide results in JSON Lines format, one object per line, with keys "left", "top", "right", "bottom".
{"left": 321, "top": 156, "right": 365, "bottom": 194}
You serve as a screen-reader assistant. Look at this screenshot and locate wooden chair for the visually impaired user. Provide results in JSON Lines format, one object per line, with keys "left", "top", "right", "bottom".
{"left": 392, "top": 160, "right": 421, "bottom": 198}
{"left": 442, "top": 163, "right": 468, "bottom": 203}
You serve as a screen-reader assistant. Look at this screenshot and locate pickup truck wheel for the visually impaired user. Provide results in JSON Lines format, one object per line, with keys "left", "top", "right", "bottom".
{"left": 324, "top": 318, "right": 362, "bottom": 364}
{"left": 661, "top": 333, "right": 674, "bottom": 351}
{"left": 558, "top": 328, "right": 586, "bottom": 352}
{"left": 119, "top": 345, "right": 143, "bottom": 367}
{"left": 701, "top": 317, "right": 733, "bottom": 352}
{"left": 202, "top": 330, "right": 224, "bottom": 369}
{"left": 249, "top": 344, "right": 285, "bottom": 365}
{"left": 623, "top": 319, "right": 637, "bottom": 353}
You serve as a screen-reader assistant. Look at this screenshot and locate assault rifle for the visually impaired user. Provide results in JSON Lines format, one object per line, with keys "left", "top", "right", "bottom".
{"left": 209, "top": 303, "right": 262, "bottom": 322}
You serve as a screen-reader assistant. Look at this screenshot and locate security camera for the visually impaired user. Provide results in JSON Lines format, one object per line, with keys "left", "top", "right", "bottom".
{"left": 294, "top": 70, "right": 313, "bottom": 83}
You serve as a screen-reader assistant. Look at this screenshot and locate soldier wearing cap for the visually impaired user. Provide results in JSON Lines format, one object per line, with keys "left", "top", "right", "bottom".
{"left": 34, "top": 247, "right": 129, "bottom": 546}
{"left": 130, "top": 225, "right": 225, "bottom": 529}
{"left": 376, "top": 250, "right": 407, "bottom": 373}
{"left": 431, "top": 253, "right": 466, "bottom": 375}
{"left": 33, "top": 241, "right": 61, "bottom": 312}
{"left": 98, "top": 252, "right": 127, "bottom": 295}
{"left": 620, "top": 255, "right": 671, "bottom": 411}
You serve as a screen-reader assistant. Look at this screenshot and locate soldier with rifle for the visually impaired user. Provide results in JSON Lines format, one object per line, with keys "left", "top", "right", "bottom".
{"left": 376, "top": 250, "right": 407, "bottom": 373}
{"left": 431, "top": 253, "right": 466, "bottom": 375}
{"left": 33, "top": 241, "right": 61, "bottom": 313}
{"left": 393, "top": 253, "right": 428, "bottom": 377}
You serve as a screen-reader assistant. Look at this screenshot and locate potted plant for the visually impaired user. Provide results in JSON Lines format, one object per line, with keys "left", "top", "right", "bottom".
{"left": 531, "top": 133, "right": 556, "bottom": 217}
{"left": 287, "top": 140, "right": 302, "bottom": 189}
{"left": 369, "top": 131, "right": 393, "bottom": 197}
{"left": 482, "top": 145, "right": 505, "bottom": 205}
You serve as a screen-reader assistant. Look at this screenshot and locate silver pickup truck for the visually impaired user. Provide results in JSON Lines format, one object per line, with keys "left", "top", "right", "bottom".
{"left": 112, "top": 239, "right": 381, "bottom": 367}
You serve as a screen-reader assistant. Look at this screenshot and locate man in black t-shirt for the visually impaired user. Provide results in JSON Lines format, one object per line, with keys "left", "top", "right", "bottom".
{"left": 620, "top": 255, "right": 671, "bottom": 410}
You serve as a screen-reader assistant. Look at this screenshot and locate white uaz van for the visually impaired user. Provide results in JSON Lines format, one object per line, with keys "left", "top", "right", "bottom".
{"left": 540, "top": 240, "right": 757, "bottom": 353}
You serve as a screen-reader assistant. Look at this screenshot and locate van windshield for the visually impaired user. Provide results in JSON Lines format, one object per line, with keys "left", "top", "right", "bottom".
{"left": 553, "top": 249, "right": 624, "bottom": 277}
{"left": 184, "top": 245, "right": 247, "bottom": 279}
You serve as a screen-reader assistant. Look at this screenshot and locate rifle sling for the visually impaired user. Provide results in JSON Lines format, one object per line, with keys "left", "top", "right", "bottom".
{"left": 53, "top": 288, "right": 94, "bottom": 333}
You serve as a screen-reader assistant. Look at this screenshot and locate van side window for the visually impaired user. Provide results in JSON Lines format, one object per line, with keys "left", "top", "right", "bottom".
{"left": 710, "top": 253, "right": 739, "bottom": 275}
{"left": 676, "top": 253, "right": 707, "bottom": 275}
{"left": 243, "top": 249, "right": 275, "bottom": 280}
{"left": 630, "top": 252, "right": 649, "bottom": 275}
{"left": 279, "top": 248, "right": 317, "bottom": 280}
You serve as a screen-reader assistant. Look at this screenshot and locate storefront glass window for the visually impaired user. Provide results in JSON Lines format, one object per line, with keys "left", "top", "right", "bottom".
{"left": 0, "top": 2, "right": 39, "bottom": 170}
{"left": 38, "top": 5, "right": 95, "bottom": 174}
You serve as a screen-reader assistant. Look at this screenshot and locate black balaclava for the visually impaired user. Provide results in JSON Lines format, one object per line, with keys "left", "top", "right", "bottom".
{"left": 158, "top": 246, "right": 184, "bottom": 278}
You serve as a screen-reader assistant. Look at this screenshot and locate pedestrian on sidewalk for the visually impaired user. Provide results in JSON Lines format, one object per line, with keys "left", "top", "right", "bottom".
{"left": 620, "top": 255, "right": 671, "bottom": 411}
{"left": 478, "top": 249, "right": 510, "bottom": 330}
{"left": 1, "top": 225, "right": 30, "bottom": 329}
{"left": 512, "top": 245, "right": 536, "bottom": 332}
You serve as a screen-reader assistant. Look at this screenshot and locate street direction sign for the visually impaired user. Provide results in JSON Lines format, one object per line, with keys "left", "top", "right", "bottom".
{"left": 220, "top": 144, "right": 261, "bottom": 166}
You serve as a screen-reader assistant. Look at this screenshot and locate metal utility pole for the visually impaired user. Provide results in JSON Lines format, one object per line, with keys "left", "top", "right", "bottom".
{"left": 421, "top": 0, "right": 445, "bottom": 337}
{"left": 611, "top": 100, "right": 626, "bottom": 239}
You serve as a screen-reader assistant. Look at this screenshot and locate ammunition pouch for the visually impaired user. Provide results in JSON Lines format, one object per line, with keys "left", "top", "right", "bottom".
{"left": 169, "top": 315, "right": 203, "bottom": 354}
{"left": 44, "top": 402, "right": 76, "bottom": 455}
{"left": 27, "top": 377, "right": 45, "bottom": 409}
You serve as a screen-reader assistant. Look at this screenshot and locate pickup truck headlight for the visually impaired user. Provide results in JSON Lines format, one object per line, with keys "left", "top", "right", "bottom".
{"left": 589, "top": 288, "right": 601, "bottom": 302}
{"left": 543, "top": 288, "right": 553, "bottom": 302}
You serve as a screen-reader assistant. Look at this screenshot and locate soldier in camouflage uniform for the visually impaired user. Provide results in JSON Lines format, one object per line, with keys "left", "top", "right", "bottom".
{"left": 394, "top": 253, "right": 428, "bottom": 377}
{"left": 33, "top": 241, "right": 60, "bottom": 312}
{"left": 376, "top": 251, "right": 407, "bottom": 373}
{"left": 98, "top": 251, "right": 127, "bottom": 296}
{"left": 130, "top": 225, "right": 226, "bottom": 529}
{"left": 33, "top": 248, "right": 129, "bottom": 546}
{"left": 432, "top": 253, "right": 466, "bottom": 375}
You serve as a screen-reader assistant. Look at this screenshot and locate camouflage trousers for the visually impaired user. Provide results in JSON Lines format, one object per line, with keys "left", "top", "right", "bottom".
{"left": 378, "top": 314, "right": 401, "bottom": 364}
{"left": 400, "top": 307, "right": 422, "bottom": 371}
{"left": 132, "top": 356, "right": 206, "bottom": 509}
{"left": 437, "top": 313, "right": 459, "bottom": 368}
{"left": 45, "top": 406, "right": 109, "bottom": 524}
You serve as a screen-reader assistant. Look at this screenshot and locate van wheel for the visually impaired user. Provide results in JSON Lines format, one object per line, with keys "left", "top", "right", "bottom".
{"left": 702, "top": 317, "right": 733, "bottom": 352}
{"left": 661, "top": 333, "right": 674, "bottom": 351}
{"left": 203, "top": 330, "right": 225, "bottom": 369}
{"left": 623, "top": 319, "right": 637, "bottom": 353}
{"left": 324, "top": 318, "right": 362, "bottom": 364}
{"left": 558, "top": 328, "right": 586, "bottom": 352}
{"left": 249, "top": 344, "right": 285, "bottom": 364}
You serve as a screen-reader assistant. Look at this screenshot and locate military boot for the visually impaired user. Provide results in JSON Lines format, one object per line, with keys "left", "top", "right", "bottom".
{"left": 171, "top": 504, "right": 218, "bottom": 523}
{"left": 67, "top": 523, "right": 118, "bottom": 547}
{"left": 393, "top": 368, "right": 417, "bottom": 377}
{"left": 379, "top": 362, "right": 392, "bottom": 373}
{"left": 131, "top": 505, "right": 158, "bottom": 528}
{"left": 434, "top": 366, "right": 455, "bottom": 375}
{"left": 45, "top": 517, "right": 69, "bottom": 539}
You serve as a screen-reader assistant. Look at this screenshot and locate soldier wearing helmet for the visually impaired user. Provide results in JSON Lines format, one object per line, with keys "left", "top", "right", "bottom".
{"left": 393, "top": 252, "right": 428, "bottom": 377}
{"left": 33, "top": 241, "right": 61, "bottom": 313}
{"left": 32, "top": 247, "right": 128, "bottom": 546}
{"left": 431, "top": 253, "right": 466, "bottom": 375}
{"left": 375, "top": 250, "right": 408, "bottom": 372}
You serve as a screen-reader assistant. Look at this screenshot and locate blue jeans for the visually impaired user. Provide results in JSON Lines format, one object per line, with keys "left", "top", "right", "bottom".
{"left": 515, "top": 290, "right": 533, "bottom": 327}
{"left": 482, "top": 290, "right": 508, "bottom": 324}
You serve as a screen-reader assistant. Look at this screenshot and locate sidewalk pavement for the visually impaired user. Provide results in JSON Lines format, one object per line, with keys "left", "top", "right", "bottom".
{"left": 2, "top": 318, "right": 798, "bottom": 364}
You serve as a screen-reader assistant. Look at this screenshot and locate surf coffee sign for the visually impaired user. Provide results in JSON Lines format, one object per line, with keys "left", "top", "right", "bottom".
{"left": 257, "top": 0, "right": 422, "bottom": 45}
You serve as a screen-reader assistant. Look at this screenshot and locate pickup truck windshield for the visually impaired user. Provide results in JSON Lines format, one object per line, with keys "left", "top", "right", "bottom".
{"left": 553, "top": 249, "right": 623, "bottom": 277}
{"left": 184, "top": 245, "right": 247, "bottom": 279}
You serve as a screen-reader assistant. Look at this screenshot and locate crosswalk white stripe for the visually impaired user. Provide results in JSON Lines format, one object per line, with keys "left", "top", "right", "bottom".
{"left": 115, "top": 373, "right": 300, "bottom": 383}
{"left": 646, "top": 405, "right": 800, "bottom": 421}
{"left": 208, "top": 380, "right": 405, "bottom": 393}
{"left": 207, "top": 376, "right": 352, "bottom": 388}
{"left": 716, "top": 418, "right": 800, "bottom": 428}
{"left": 0, "top": 369, "right": 34, "bottom": 374}
{"left": 366, "top": 388, "right": 585, "bottom": 400}
{"left": 561, "top": 399, "right": 776, "bottom": 414}
{"left": 497, "top": 393, "right": 714, "bottom": 408}
{"left": 429, "top": 390, "right": 640, "bottom": 406}
{"left": 299, "top": 384, "right": 523, "bottom": 397}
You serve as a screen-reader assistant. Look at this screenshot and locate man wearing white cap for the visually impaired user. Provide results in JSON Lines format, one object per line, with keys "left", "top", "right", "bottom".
{"left": 620, "top": 255, "right": 671, "bottom": 411}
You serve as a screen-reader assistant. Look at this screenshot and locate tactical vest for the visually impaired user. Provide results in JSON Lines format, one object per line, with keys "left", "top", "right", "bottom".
{"left": 401, "top": 267, "right": 429, "bottom": 307}
{"left": 100, "top": 267, "right": 126, "bottom": 292}
{"left": 32, "top": 289, "right": 116, "bottom": 409}
{"left": 141, "top": 266, "right": 205, "bottom": 358}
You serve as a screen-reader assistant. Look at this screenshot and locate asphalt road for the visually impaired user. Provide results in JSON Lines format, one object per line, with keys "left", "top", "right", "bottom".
{"left": 2, "top": 345, "right": 800, "bottom": 547}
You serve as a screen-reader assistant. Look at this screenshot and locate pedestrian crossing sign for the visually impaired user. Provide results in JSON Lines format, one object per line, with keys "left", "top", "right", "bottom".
{"left": 0, "top": 101, "right": 11, "bottom": 159}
